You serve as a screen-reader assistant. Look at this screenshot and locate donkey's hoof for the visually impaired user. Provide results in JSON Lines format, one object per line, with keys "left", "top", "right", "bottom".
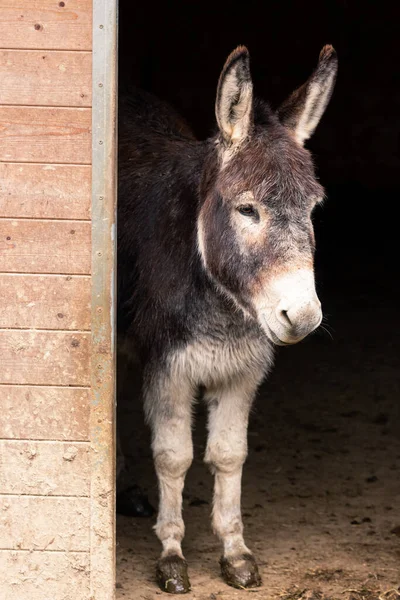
{"left": 156, "top": 555, "right": 191, "bottom": 594}
{"left": 220, "top": 553, "right": 262, "bottom": 589}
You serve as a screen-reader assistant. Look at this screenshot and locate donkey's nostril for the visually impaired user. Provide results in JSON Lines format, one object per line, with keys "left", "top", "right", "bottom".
{"left": 279, "top": 309, "right": 292, "bottom": 327}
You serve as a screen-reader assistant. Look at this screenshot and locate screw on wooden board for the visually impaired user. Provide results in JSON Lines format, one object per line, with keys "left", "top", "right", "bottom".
{"left": 34, "top": 23, "right": 42, "bottom": 30}
{"left": 99, "top": 83, "right": 103, "bottom": 88}
{"left": 99, "top": 24, "right": 104, "bottom": 29}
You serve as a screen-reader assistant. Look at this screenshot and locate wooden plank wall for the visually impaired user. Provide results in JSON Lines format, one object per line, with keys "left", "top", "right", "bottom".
{"left": 0, "top": 2, "right": 93, "bottom": 598}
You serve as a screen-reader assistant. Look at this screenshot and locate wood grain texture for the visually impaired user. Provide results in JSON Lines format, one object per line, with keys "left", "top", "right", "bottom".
{"left": 0, "top": 50, "right": 92, "bottom": 106}
{"left": 0, "top": 0, "right": 92, "bottom": 51}
{"left": 0, "top": 220, "right": 91, "bottom": 274}
{"left": 0, "top": 163, "right": 91, "bottom": 219}
{"left": 0, "top": 107, "right": 91, "bottom": 164}
{"left": 0, "top": 386, "right": 89, "bottom": 440}
{"left": 0, "top": 550, "right": 90, "bottom": 600}
{"left": 0, "top": 440, "right": 90, "bottom": 496}
{"left": 0, "top": 496, "right": 89, "bottom": 551}
{"left": 0, "top": 274, "right": 91, "bottom": 329}
{"left": 0, "top": 3, "right": 95, "bottom": 599}
{"left": 0, "top": 330, "right": 90, "bottom": 386}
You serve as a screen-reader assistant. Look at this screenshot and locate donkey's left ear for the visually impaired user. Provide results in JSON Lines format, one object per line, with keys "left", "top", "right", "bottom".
{"left": 216, "top": 46, "right": 253, "bottom": 147}
{"left": 278, "top": 45, "right": 338, "bottom": 146}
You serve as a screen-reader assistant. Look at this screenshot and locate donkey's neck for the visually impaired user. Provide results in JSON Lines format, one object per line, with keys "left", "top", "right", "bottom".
{"left": 117, "top": 88, "right": 241, "bottom": 339}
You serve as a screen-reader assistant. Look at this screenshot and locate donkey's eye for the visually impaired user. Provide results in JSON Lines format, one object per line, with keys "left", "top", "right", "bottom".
{"left": 237, "top": 204, "right": 259, "bottom": 219}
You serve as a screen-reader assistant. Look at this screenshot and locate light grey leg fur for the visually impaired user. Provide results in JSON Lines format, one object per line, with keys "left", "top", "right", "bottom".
{"left": 204, "top": 378, "right": 260, "bottom": 559}
{"left": 145, "top": 374, "right": 194, "bottom": 559}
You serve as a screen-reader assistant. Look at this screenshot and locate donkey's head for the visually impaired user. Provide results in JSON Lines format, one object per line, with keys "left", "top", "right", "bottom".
{"left": 198, "top": 45, "right": 337, "bottom": 345}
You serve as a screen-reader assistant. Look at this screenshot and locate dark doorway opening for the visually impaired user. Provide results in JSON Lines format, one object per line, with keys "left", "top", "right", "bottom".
{"left": 117, "top": 3, "right": 400, "bottom": 597}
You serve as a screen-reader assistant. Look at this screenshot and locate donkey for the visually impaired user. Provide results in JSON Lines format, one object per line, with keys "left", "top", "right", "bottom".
{"left": 118, "top": 45, "right": 337, "bottom": 593}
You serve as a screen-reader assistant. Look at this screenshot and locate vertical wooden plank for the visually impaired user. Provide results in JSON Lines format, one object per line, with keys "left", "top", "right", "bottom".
{"left": 90, "top": 1, "right": 117, "bottom": 598}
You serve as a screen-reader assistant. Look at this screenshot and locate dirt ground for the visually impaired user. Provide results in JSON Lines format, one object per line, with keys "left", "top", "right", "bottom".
{"left": 116, "top": 264, "right": 400, "bottom": 600}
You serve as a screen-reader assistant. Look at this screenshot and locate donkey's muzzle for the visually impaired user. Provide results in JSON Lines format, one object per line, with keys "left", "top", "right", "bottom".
{"left": 274, "top": 298, "right": 322, "bottom": 344}
{"left": 256, "top": 268, "right": 322, "bottom": 345}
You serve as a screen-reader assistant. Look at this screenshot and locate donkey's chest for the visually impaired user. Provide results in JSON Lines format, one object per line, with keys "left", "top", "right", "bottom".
{"left": 172, "top": 330, "right": 273, "bottom": 388}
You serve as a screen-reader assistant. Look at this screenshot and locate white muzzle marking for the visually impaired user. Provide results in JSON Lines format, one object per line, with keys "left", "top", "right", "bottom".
{"left": 256, "top": 269, "right": 322, "bottom": 345}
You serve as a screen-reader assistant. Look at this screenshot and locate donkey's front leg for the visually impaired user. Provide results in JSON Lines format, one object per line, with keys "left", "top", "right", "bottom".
{"left": 205, "top": 380, "right": 262, "bottom": 589}
{"left": 145, "top": 375, "right": 194, "bottom": 594}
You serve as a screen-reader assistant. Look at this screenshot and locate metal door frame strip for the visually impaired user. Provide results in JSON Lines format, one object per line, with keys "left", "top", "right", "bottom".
{"left": 91, "top": 0, "right": 118, "bottom": 597}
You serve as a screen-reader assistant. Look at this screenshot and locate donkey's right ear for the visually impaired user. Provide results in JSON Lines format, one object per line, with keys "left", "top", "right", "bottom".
{"left": 215, "top": 46, "right": 253, "bottom": 148}
{"left": 278, "top": 45, "right": 338, "bottom": 146}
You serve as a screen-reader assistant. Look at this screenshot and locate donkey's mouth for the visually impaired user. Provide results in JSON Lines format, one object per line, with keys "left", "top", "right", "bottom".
{"left": 261, "top": 322, "right": 291, "bottom": 346}
{"left": 273, "top": 337, "right": 291, "bottom": 347}
{"left": 269, "top": 331, "right": 291, "bottom": 346}
{"left": 261, "top": 319, "right": 308, "bottom": 347}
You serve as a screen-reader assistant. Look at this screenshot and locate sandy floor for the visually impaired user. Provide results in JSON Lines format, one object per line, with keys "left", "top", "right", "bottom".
{"left": 116, "top": 270, "right": 400, "bottom": 600}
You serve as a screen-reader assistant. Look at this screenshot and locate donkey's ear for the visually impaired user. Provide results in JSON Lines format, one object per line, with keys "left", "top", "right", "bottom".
{"left": 278, "top": 45, "right": 338, "bottom": 146}
{"left": 215, "top": 46, "right": 253, "bottom": 147}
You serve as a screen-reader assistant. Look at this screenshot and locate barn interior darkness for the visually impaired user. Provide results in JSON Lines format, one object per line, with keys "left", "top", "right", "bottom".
{"left": 116, "top": 2, "right": 400, "bottom": 598}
